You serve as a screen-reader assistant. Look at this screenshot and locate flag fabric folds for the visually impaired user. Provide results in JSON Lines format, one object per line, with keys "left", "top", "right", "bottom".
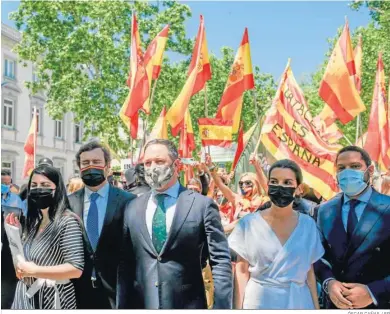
{"left": 198, "top": 118, "right": 233, "bottom": 148}
{"left": 178, "top": 109, "right": 195, "bottom": 158}
{"left": 364, "top": 53, "right": 390, "bottom": 171}
{"left": 319, "top": 19, "right": 365, "bottom": 124}
{"left": 148, "top": 106, "right": 169, "bottom": 140}
{"left": 261, "top": 60, "right": 340, "bottom": 200}
{"left": 216, "top": 28, "right": 255, "bottom": 133}
{"left": 232, "top": 122, "right": 244, "bottom": 170}
{"left": 312, "top": 105, "right": 343, "bottom": 144}
{"left": 120, "top": 12, "right": 150, "bottom": 139}
{"left": 166, "top": 15, "right": 211, "bottom": 136}
{"left": 22, "top": 109, "right": 38, "bottom": 178}
{"left": 142, "top": 25, "right": 169, "bottom": 113}
{"left": 354, "top": 34, "right": 363, "bottom": 93}
{"left": 187, "top": 15, "right": 211, "bottom": 96}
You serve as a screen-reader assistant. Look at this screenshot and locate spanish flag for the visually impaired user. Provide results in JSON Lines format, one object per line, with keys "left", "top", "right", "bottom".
{"left": 216, "top": 28, "right": 254, "bottom": 133}
{"left": 142, "top": 25, "right": 169, "bottom": 113}
{"left": 312, "top": 105, "right": 343, "bottom": 144}
{"left": 261, "top": 60, "right": 340, "bottom": 200}
{"left": 120, "top": 12, "right": 150, "bottom": 139}
{"left": 188, "top": 15, "right": 211, "bottom": 96}
{"left": 232, "top": 122, "right": 244, "bottom": 170}
{"left": 198, "top": 118, "right": 233, "bottom": 148}
{"left": 179, "top": 109, "right": 195, "bottom": 158}
{"left": 319, "top": 19, "right": 365, "bottom": 124}
{"left": 166, "top": 16, "right": 211, "bottom": 136}
{"left": 364, "top": 53, "right": 390, "bottom": 171}
{"left": 148, "top": 106, "right": 168, "bottom": 140}
{"left": 354, "top": 34, "right": 363, "bottom": 93}
{"left": 22, "top": 108, "right": 38, "bottom": 178}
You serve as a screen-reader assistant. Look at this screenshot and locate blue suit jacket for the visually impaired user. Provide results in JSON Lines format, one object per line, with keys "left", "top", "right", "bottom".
{"left": 314, "top": 189, "right": 390, "bottom": 309}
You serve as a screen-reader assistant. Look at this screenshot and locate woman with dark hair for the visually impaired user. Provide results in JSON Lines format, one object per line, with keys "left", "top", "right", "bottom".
{"left": 228, "top": 159, "right": 324, "bottom": 309}
{"left": 6, "top": 165, "right": 84, "bottom": 309}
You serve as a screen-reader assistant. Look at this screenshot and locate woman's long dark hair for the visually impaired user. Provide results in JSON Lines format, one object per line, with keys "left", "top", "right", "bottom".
{"left": 25, "top": 165, "right": 71, "bottom": 239}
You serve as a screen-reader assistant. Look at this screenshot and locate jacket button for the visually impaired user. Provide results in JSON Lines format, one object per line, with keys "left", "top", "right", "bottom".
{"left": 341, "top": 270, "right": 344, "bottom": 275}
{"left": 155, "top": 281, "right": 158, "bottom": 287}
{"left": 157, "top": 256, "right": 162, "bottom": 262}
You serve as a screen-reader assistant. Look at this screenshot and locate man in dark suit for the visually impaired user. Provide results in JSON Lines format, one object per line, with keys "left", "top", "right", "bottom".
{"left": 69, "top": 141, "right": 135, "bottom": 309}
{"left": 117, "top": 139, "right": 232, "bottom": 309}
{"left": 314, "top": 146, "right": 390, "bottom": 309}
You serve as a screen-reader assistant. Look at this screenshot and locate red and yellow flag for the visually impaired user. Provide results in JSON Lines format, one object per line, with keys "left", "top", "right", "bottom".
{"left": 319, "top": 19, "right": 365, "bottom": 124}
{"left": 178, "top": 109, "right": 195, "bottom": 158}
{"left": 120, "top": 12, "right": 150, "bottom": 139}
{"left": 198, "top": 118, "right": 233, "bottom": 148}
{"left": 312, "top": 105, "right": 343, "bottom": 144}
{"left": 22, "top": 109, "right": 38, "bottom": 178}
{"left": 354, "top": 34, "right": 363, "bottom": 93}
{"left": 166, "top": 16, "right": 211, "bottom": 136}
{"left": 148, "top": 106, "right": 169, "bottom": 140}
{"left": 232, "top": 122, "right": 244, "bottom": 170}
{"left": 261, "top": 60, "right": 341, "bottom": 200}
{"left": 216, "top": 28, "right": 254, "bottom": 133}
{"left": 364, "top": 53, "right": 390, "bottom": 171}
{"left": 188, "top": 15, "right": 211, "bottom": 96}
{"left": 142, "top": 25, "right": 169, "bottom": 113}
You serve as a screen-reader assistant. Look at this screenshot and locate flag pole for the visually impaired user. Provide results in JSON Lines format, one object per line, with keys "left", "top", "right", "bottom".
{"left": 129, "top": 121, "right": 134, "bottom": 165}
{"left": 343, "top": 134, "right": 353, "bottom": 146}
{"left": 204, "top": 83, "right": 210, "bottom": 155}
{"left": 355, "top": 114, "right": 361, "bottom": 144}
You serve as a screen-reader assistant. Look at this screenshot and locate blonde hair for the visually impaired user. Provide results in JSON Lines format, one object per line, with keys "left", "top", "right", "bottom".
{"left": 67, "top": 177, "right": 84, "bottom": 194}
{"left": 239, "top": 172, "right": 262, "bottom": 196}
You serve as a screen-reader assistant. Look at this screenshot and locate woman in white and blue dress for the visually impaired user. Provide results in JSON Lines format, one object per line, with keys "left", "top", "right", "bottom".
{"left": 229, "top": 159, "right": 324, "bottom": 309}
{"left": 6, "top": 165, "right": 84, "bottom": 309}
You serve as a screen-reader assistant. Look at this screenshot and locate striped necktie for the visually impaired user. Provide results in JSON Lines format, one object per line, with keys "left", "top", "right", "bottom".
{"left": 346, "top": 199, "right": 359, "bottom": 242}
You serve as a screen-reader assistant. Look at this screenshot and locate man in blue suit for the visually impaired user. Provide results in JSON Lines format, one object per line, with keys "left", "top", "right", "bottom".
{"left": 315, "top": 146, "right": 390, "bottom": 309}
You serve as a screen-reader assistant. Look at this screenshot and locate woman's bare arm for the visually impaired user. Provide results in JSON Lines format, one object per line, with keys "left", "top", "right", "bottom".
{"left": 234, "top": 255, "right": 250, "bottom": 309}
{"left": 307, "top": 265, "right": 320, "bottom": 309}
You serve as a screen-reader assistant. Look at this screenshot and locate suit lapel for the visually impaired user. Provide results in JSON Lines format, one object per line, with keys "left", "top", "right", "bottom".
{"left": 72, "top": 189, "right": 85, "bottom": 220}
{"left": 136, "top": 191, "right": 157, "bottom": 255}
{"left": 322, "top": 194, "right": 348, "bottom": 261}
{"left": 160, "top": 187, "right": 195, "bottom": 255}
{"left": 346, "top": 191, "right": 387, "bottom": 262}
{"left": 96, "top": 185, "right": 119, "bottom": 251}
{"left": 72, "top": 188, "right": 93, "bottom": 253}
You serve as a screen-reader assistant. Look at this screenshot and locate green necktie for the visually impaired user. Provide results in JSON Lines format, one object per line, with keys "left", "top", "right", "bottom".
{"left": 152, "top": 193, "right": 167, "bottom": 253}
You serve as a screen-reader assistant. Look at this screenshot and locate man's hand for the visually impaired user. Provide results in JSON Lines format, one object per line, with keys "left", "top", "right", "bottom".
{"left": 328, "top": 280, "right": 353, "bottom": 309}
{"left": 342, "top": 283, "right": 374, "bottom": 309}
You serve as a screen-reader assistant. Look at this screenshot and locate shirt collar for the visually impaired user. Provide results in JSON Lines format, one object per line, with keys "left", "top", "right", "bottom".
{"left": 85, "top": 182, "right": 110, "bottom": 200}
{"left": 344, "top": 186, "right": 372, "bottom": 205}
{"left": 153, "top": 180, "right": 180, "bottom": 199}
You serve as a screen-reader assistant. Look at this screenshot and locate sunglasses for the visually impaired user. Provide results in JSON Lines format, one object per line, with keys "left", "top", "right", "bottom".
{"left": 239, "top": 180, "right": 253, "bottom": 188}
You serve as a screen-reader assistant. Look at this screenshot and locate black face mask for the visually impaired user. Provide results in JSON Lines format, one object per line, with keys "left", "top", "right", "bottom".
{"left": 268, "top": 185, "right": 296, "bottom": 208}
{"left": 81, "top": 167, "right": 106, "bottom": 187}
{"left": 29, "top": 188, "right": 55, "bottom": 209}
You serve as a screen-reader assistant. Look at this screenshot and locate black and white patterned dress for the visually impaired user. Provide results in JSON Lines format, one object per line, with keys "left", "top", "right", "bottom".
{"left": 11, "top": 213, "right": 84, "bottom": 309}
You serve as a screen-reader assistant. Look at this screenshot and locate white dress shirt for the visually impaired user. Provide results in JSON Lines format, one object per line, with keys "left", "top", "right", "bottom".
{"left": 146, "top": 181, "right": 180, "bottom": 239}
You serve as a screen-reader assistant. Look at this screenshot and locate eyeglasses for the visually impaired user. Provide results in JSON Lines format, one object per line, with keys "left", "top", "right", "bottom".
{"left": 239, "top": 180, "right": 253, "bottom": 188}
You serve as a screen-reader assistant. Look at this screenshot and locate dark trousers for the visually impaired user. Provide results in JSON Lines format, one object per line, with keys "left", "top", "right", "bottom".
{"left": 75, "top": 277, "right": 115, "bottom": 309}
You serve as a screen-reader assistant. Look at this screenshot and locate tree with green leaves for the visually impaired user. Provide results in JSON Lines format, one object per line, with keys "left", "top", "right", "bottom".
{"left": 12, "top": 0, "right": 277, "bottom": 158}
{"left": 303, "top": 1, "right": 390, "bottom": 145}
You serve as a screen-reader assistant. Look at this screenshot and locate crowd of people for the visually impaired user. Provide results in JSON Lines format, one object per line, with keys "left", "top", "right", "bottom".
{"left": 1, "top": 139, "right": 390, "bottom": 309}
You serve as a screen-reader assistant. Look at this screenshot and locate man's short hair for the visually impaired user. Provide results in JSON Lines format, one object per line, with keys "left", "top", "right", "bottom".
{"left": 1, "top": 169, "right": 11, "bottom": 177}
{"left": 144, "top": 139, "right": 179, "bottom": 162}
{"left": 336, "top": 146, "right": 372, "bottom": 168}
{"left": 76, "top": 141, "right": 111, "bottom": 167}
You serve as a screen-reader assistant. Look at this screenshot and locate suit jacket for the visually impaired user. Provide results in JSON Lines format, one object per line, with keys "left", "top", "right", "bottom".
{"left": 117, "top": 185, "right": 233, "bottom": 309}
{"left": 68, "top": 185, "right": 135, "bottom": 309}
{"left": 314, "top": 190, "right": 390, "bottom": 309}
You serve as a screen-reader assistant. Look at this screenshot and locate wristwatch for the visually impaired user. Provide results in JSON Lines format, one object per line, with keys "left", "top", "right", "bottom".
{"left": 323, "top": 279, "right": 334, "bottom": 295}
{"left": 208, "top": 163, "right": 217, "bottom": 173}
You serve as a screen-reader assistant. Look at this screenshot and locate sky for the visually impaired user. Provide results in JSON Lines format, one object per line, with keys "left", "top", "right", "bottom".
{"left": 1, "top": 0, "right": 372, "bottom": 82}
